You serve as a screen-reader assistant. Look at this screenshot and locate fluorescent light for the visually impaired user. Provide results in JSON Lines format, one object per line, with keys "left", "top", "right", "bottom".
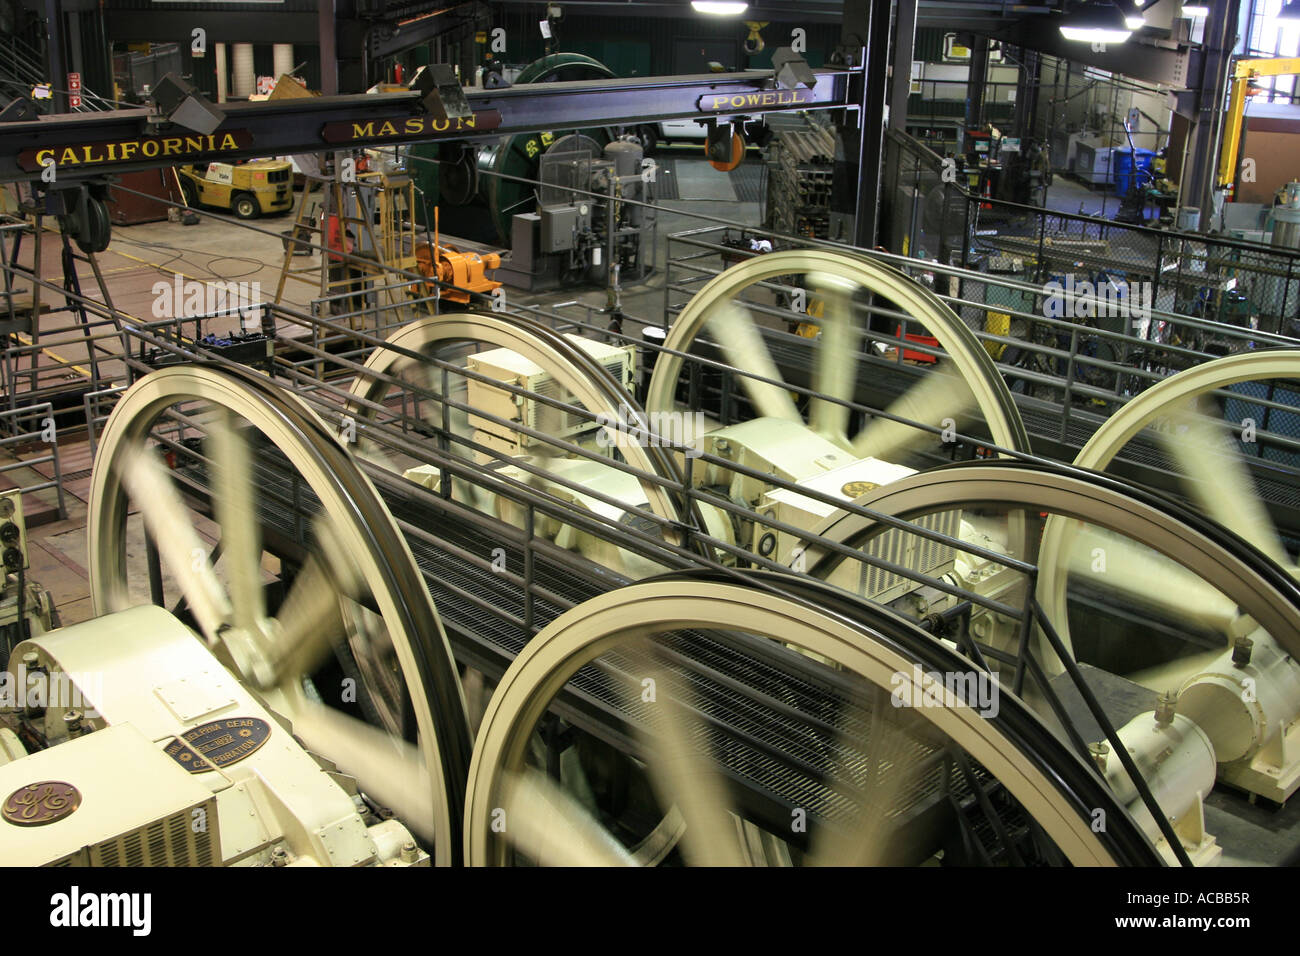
{"left": 1061, "top": 25, "right": 1133, "bottom": 39}
{"left": 1181, "top": 3, "right": 1209, "bottom": 15}
{"left": 1119, "top": 0, "right": 1146, "bottom": 28}
{"left": 691, "top": 1, "right": 749, "bottom": 13}
{"left": 1060, "top": 2, "right": 1133, "bottom": 42}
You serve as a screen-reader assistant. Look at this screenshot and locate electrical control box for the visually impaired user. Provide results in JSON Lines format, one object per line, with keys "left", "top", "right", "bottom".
{"left": 540, "top": 203, "right": 592, "bottom": 253}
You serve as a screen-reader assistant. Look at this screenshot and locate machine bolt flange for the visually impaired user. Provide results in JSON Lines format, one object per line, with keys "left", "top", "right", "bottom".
{"left": 1232, "top": 636, "right": 1255, "bottom": 669}
{"left": 1154, "top": 691, "right": 1177, "bottom": 726}
{"left": 1089, "top": 741, "right": 1110, "bottom": 773}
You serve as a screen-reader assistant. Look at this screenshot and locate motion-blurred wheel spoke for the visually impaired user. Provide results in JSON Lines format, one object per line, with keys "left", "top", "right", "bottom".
{"left": 500, "top": 768, "right": 637, "bottom": 866}
{"left": 852, "top": 364, "right": 975, "bottom": 462}
{"left": 120, "top": 443, "right": 232, "bottom": 644}
{"left": 208, "top": 410, "right": 266, "bottom": 631}
{"left": 710, "top": 303, "right": 802, "bottom": 424}
{"left": 640, "top": 669, "right": 747, "bottom": 867}
{"left": 291, "top": 698, "right": 437, "bottom": 842}
{"left": 809, "top": 273, "right": 862, "bottom": 445}
{"left": 1160, "top": 400, "right": 1293, "bottom": 571}
{"left": 267, "top": 553, "right": 351, "bottom": 683}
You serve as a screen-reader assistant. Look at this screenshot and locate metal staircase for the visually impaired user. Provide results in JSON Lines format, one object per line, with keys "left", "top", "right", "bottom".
{"left": 0, "top": 30, "right": 113, "bottom": 113}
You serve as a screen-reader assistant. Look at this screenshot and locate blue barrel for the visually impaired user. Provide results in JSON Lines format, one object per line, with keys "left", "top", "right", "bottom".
{"left": 1113, "top": 148, "right": 1155, "bottom": 195}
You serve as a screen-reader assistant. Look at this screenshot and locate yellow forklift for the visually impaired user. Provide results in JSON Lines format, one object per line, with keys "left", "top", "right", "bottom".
{"left": 176, "top": 158, "right": 294, "bottom": 219}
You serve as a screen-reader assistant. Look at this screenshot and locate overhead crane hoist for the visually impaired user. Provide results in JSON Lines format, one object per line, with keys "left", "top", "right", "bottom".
{"left": 0, "top": 56, "right": 849, "bottom": 316}
{"left": 1217, "top": 56, "right": 1300, "bottom": 197}
{"left": 0, "top": 58, "right": 853, "bottom": 185}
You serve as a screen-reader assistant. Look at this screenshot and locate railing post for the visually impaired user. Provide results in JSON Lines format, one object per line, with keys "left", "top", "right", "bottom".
{"left": 1035, "top": 208, "right": 1046, "bottom": 285}
{"left": 1061, "top": 327, "right": 1080, "bottom": 445}
{"left": 937, "top": 183, "right": 950, "bottom": 266}
{"left": 1151, "top": 230, "right": 1163, "bottom": 333}
{"left": 523, "top": 506, "right": 535, "bottom": 631}
{"left": 1281, "top": 256, "right": 1294, "bottom": 336}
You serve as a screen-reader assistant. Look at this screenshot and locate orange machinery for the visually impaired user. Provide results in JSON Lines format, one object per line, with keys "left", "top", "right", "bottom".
{"left": 416, "top": 207, "right": 503, "bottom": 305}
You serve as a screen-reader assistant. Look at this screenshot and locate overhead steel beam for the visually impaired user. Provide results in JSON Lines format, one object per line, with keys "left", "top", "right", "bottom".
{"left": 0, "top": 67, "right": 854, "bottom": 183}
{"left": 104, "top": 10, "right": 321, "bottom": 44}
{"left": 991, "top": 17, "right": 1192, "bottom": 88}
{"left": 369, "top": 3, "right": 477, "bottom": 60}
{"left": 480, "top": 0, "right": 847, "bottom": 21}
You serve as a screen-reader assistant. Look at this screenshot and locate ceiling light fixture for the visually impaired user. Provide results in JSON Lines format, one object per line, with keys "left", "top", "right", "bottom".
{"left": 1120, "top": 0, "right": 1147, "bottom": 28}
{"left": 691, "top": 1, "right": 749, "bottom": 14}
{"left": 1060, "top": 1, "right": 1134, "bottom": 42}
{"left": 1182, "top": 3, "right": 1209, "bottom": 16}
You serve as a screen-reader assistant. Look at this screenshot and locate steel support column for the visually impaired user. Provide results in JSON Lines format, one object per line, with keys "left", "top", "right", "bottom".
{"left": 831, "top": 0, "right": 892, "bottom": 249}
{"left": 1180, "top": 0, "right": 1241, "bottom": 230}
{"left": 889, "top": 0, "right": 919, "bottom": 132}
{"left": 964, "top": 34, "right": 988, "bottom": 134}
{"left": 44, "top": 0, "right": 65, "bottom": 114}
{"left": 319, "top": 0, "right": 339, "bottom": 97}
{"left": 1012, "top": 46, "right": 1041, "bottom": 141}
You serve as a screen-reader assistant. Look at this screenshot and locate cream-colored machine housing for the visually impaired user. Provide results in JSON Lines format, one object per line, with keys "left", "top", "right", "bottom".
{"left": 755, "top": 454, "right": 959, "bottom": 604}
{"left": 467, "top": 335, "right": 636, "bottom": 458}
{"left": 0, "top": 605, "right": 427, "bottom": 867}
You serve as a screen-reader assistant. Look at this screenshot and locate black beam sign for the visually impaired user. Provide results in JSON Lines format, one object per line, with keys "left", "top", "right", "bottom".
{"left": 0, "top": 68, "right": 853, "bottom": 183}
{"left": 320, "top": 110, "right": 502, "bottom": 144}
{"left": 18, "top": 130, "right": 254, "bottom": 172}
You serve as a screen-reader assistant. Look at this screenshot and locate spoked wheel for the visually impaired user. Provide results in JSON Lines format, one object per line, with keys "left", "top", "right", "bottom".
{"left": 347, "top": 312, "right": 714, "bottom": 569}
{"left": 465, "top": 572, "right": 1160, "bottom": 867}
{"left": 1040, "top": 350, "right": 1300, "bottom": 683}
{"left": 87, "top": 365, "right": 473, "bottom": 864}
{"left": 644, "top": 249, "right": 1031, "bottom": 464}
{"left": 801, "top": 461, "right": 1300, "bottom": 674}
{"left": 795, "top": 461, "right": 1300, "bottom": 860}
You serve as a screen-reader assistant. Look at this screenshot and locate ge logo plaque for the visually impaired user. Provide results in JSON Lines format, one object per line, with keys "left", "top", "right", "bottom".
{"left": 3, "top": 781, "right": 81, "bottom": 826}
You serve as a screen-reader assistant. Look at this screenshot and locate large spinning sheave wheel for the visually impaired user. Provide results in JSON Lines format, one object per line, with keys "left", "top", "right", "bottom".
{"left": 347, "top": 311, "right": 700, "bottom": 551}
{"left": 86, "top": 365, "right": 473, "bottom": 864}
{"left": 644, "top": 248, "right": 1032, "bottom": 460}
{"left": 464, "top": 574, "right": 1161, "bottom": 867}
{"left": 1039, "top": 350, "right": 1300, "bottom": 683}
{"left": 798, "top": 461, "right": 1300, "bottom": 709}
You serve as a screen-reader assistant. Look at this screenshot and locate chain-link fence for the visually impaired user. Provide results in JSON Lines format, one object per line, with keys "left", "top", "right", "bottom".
{"left": 883, "top": 128, "right": 1300, "bottom": 339}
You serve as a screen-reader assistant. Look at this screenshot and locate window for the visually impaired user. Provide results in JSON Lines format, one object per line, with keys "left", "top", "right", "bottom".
{"left": 1244, "top": 0, "right": 1300, "bottom": 102}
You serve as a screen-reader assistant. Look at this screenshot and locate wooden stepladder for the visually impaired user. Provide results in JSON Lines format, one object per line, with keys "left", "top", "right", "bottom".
{"left": 273, "top": 156, "right": 431, "bottom": 329}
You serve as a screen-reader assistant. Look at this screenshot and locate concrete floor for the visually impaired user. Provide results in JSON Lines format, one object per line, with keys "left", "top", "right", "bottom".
{"left": 1042, "top": 172, "right": 1167, "bottom": 225}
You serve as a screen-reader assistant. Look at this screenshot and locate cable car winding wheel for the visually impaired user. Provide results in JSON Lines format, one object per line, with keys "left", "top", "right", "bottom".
{"left": 464, "top": 572, "right": 1160, "bottom": 866}
{"left": 86, "top": 365, "right": 473, "bottom": 864}
{"left": 347, "top": 311, "right": 725, "bottom": 568}
{"left": 645, "top": 249, "right": 1031, "bottom": 462}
